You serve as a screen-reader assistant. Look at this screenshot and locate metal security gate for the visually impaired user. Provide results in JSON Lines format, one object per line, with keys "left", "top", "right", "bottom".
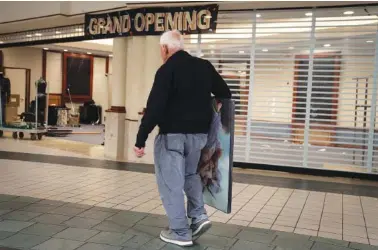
{"left": 0, "top": 24, "right": 85, "bottom": 48}
{"left": 184, "top": 6, "right": 378, "bottom": 174}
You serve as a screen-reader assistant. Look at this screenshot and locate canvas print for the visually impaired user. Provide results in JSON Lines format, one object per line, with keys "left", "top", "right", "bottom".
{"left": 198, "top": 98, "right": 234, "bottom": 214}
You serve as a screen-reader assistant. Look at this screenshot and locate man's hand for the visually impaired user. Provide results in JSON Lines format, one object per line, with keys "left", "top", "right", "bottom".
{"left": 134, "top": 147, "right": 145, "bottom": 158}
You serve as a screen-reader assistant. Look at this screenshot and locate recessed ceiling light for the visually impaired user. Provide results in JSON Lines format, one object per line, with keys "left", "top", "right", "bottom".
{"left": 26, "top": 34, "right": 32, "bottom": 38}
{"left": 344, "top": 11, "right": 354, "bottom": 15}
{"left": 305, "top": 12, "right": 313, "bottom": 17}
{"left": 43, "top": 48, "right": 49, "bottom": 50}
{"left": 109, "top": 54, "right": 113, "bottom": 57}
{"left": 289, "top": 47, "right": 294, "bottom": 50}
{"left": 0, "top": 41, "right": 3, "bottom": 44}
{"left": 256, "top": 14, "right": 261, "bottom": 18}
{"left": 87, "top": 52, "right": 92, "bottom": 55}
{"left": 239, "top": 50, "right": 245, "bottom": 54}
{"left": 366, "top": 40, "right": 374, "bottom": 43}
{"left": 55, "top": 31, "right": 62, "bottom": 34}
{"left": 204, "top": 15, "right": 212, "bottom": 19}
{"left": 35, "top": 33, "right": 42, "bottom": 36}
{"left": 75, "top": 28, "right": 83, "bottom": 32}
{"left": 262, "top": 48, "right": 269, "bottom": 52}
{"left": 64, "top": 49, "right": 68, "bottom": 52}
{"left": 323, "top": 44, "right": 331, "bottom": 47}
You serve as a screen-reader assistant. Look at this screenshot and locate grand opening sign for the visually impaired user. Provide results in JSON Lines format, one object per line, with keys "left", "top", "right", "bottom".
{"left": 85, "top": 5, "right": 218, "bottom": 39}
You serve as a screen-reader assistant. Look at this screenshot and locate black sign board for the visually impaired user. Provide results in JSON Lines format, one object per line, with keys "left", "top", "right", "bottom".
{"left": 84, "top": 4, "right": 218, "bottom": 39}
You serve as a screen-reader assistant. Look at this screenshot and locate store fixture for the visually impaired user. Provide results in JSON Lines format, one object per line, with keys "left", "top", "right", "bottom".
{"left": 0, "top": 71, "right": 11, "bottom": 125}
{"left": 0, "top": 78, "right": 48, "bottom": 140}
{"left": 66, "top": 88, "right": 80, "bottom": 127}
{"left": 352, "top": 77, "right": 371, "bottom": 164}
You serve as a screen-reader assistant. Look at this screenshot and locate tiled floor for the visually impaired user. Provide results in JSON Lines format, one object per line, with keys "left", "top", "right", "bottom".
{"left": 0, "top": 159, "right": 377, "bottom": 248}
{"left": 0, "top": 194, "right": 375, "bottom": 250}
{"left": 0, "top": 138, "right": 378, "bottom": 249}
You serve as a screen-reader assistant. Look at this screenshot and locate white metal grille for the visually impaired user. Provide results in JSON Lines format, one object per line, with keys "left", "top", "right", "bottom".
{"left": 185, "top": 6, "right": 378, "bottom": 174}
{"left": 0, "top": 24, "right": 85, "bottom": 46}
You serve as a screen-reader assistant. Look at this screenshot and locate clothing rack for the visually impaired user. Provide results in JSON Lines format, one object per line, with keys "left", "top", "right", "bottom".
{"left": 352, "top": 77, "right": 370, "bottom": 165}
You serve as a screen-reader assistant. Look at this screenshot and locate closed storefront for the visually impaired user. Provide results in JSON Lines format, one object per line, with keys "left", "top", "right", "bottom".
{"left": 184, "top": 6, "right": 378, "bottom": 174}
{"left": 1, "top": 4, "right": 378, "bottom": 174}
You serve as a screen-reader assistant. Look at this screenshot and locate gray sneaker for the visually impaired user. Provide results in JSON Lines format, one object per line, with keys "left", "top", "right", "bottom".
{"left": 191, "top": 219, "right": 212, "bottom": 240}
{"left": 160, "top": 229, "right": 193, "bottom": 247}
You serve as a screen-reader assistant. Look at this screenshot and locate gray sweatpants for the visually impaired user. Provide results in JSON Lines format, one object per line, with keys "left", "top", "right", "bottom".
{"left": 154, "top": 134, "right": 208, "bottom": 238}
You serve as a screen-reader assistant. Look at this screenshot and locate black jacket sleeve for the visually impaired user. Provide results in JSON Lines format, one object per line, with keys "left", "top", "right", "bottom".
{"left": 209, "top": 62, "right": 232, "bottom": 99}
{"left": 135, "top": 66, "right": 171, "bottom": 148}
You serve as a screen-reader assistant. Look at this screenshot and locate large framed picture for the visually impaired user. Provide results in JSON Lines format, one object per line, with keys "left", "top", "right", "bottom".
{"left": 62, "top": 53, "right": 93, "bottom": 103}
{"left": 198, "top": 98, "right": 235, "bottom": 214}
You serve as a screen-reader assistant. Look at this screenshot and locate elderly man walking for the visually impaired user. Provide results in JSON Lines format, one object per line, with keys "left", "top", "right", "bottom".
{"left": 134, "top": 30, "right": 231, "bottom": 247}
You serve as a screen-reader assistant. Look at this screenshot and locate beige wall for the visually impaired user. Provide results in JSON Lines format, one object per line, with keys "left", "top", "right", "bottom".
{"left": 252, "top": 56, "right": 295, "bottom": 124}
{"left": 46, "top": 51, "right": 62, "bottom": 94}
{"left": 2, "top": 47, "right": 42, "bottom": 102}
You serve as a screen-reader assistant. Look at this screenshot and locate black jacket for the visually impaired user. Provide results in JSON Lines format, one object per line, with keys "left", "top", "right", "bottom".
{"left": 135, "top": 50, "right": 231, "bottom": 148}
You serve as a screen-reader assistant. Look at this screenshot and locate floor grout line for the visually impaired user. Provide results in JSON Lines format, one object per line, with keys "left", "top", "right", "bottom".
{"left": 342, "top": 193, "right": 344, "bottom": 241}
{"left": 318, "top": 191, "right": 327, "bottom": 237}
{"left": 249, "top": 187, "right": 279, "bottom": 229}
{"left": 270, "top": 188, "right": 295, "bottom": 230}
{"left": 293, "top": 191, "right": 311, "bottom": 232}
{"left": 359, "top": 195, "right": 370, "bottom": 244}
{"left": 228, "top": 185, "right": 264, "bottom": 223}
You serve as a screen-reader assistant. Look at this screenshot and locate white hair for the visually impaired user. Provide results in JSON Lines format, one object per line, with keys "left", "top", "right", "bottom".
{"left": 160, "top": 30, "right": 184, "bottom": 51}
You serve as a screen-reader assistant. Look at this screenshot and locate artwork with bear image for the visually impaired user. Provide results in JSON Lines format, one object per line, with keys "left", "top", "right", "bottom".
{"left": 198, "top": 98, "right": 234, "bottom": 213}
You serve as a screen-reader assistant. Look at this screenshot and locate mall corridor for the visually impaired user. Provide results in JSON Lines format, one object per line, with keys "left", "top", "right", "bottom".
{"left": 1, "top": 1, "right": 378, "bottom": 249}
{"left": 0, "top": 137, "right": 377, "bottom": 250}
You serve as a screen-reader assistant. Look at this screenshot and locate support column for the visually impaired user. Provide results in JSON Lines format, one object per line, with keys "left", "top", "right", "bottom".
{"left": 143, "top": 36, "right": 162, "bottom": 103}
{"left": 124, "top": 36, "right": 162, "bottom": 164}
{"left": 125, "top": 37, "right": 146, "bottom": 119}
{"left": 105, "top": 37, "right": 128, "bottom": 160}
{"left": 124, "top": 37, "right": 146, "bottom": 161}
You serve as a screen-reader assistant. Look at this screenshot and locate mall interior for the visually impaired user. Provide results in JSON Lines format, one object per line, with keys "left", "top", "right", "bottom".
{"left": 0, "top": 1, "right": 378, "bottom": 249}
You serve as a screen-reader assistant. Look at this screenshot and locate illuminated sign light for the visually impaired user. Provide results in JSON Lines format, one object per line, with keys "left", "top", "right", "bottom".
{"left": 84, "top": 5, "right": 218, "bottom": 39}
